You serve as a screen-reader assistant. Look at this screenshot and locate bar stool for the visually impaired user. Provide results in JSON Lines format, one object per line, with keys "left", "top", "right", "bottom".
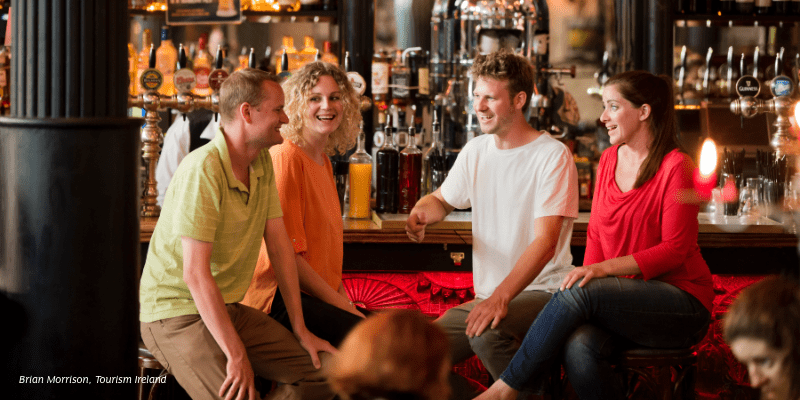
{"left": 614, "top": 346, "right": 698, "bottom": 400}
{"left": 138, "top": 342, "right": 171, "bottom": 400}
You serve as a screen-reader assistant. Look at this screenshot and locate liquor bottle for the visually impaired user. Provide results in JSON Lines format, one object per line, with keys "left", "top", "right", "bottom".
{"left": 236, "top": 46, "right": 249, "bottom": 71}
{"left": 193, "top": 33, "right": 213, "bottom": 96}
{"left": 375, "top": 117, "right": 399, "bottom": 214}
{"left": 275, "top": 36, "right": 298, "bottom": 74}
{"left": 395, "top": 108, "right": 408, "bottom": 149}
{"left": 372, "top": 49, "right": 392, "bottom": 115}
{"left": 321, "top": 41, "right": 338, "bottom": 65}
{"left": 348, "top": 123, "right": 373, "bottom": 219}
{"left": 156, "top": 26, "right": 178, "bottom": 96}
{"left": 756, "top": 0, "right": 773, "bottom": 14}
{"left": 408, "top": 49, "right": 428, "bottom": 104}
{"left": 774, "top": 0, "right": 790, "bottom": 13}
{"left": 136, "top": 29, "right": 152, "bottom": 95}
{"left": 300, "top": 0, "right": 323, "bottom": 11}
{"left": 250, "top": 0, "right": 274, "bottom": 11}
{"left": 391, "top": 49, "right": 410, "bottom": 110}
{"left": 128, "top": 43, "right": 137, "bottom": 96}
{"left": 427, "top": 110, "right": 447, "bottom": 194}
{"left": 398, "top": 126, "right": 422, "bottom": 213}
{"left": 275, "top": 0, "right": 300, "bottom": 11}
{"left": 241, "top": 0, "right": 252, "bottom": 10}
{"left": 298, "top": 36, "right": 318, "bottom": 68}
{"left": 720, "top": 0, "right": 735, "bottom": 13}
{"left": 736, "top": 0, "right": 755, "bottom": 13}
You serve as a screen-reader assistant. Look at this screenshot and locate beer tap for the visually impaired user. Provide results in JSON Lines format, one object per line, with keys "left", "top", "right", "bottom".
{"left": 248, "top": 47, "right": 256, "bottom": 69}
{"left": 703, "top": 47, "right": 713, "bottom": 101}
{"left": 730, "top": 46, "right": 799, "bottom": 157}
{"left": 129, "top": 44, "right": 229, "bottom": 217}
{"left": 342, "top": 51, "right": 372, "bottom": 112}
{"left": 753, "top": 46, "right": 760, "bottom": 80}
{"left": 726, "top": 46, "right": 734, "bottom": 99}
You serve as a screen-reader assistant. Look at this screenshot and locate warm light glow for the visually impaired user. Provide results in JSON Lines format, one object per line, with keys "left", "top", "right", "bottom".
{"left": 794, "top": 101, "right": 800, "bottom": 127}
{"left": 699, "top": 138, "right": 717, "bottom": 176}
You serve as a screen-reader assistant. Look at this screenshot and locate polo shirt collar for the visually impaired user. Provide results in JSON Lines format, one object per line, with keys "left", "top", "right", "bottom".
{"left": 213, "top": 127, "right": 266, "bottom": 192}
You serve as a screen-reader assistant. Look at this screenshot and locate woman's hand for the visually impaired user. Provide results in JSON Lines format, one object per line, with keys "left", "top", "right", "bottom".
{"left": 560, "top": 263, "right": 609, "bottom": 291}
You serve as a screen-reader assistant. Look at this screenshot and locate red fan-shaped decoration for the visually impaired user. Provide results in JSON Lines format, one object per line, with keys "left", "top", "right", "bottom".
{"left": 343, "top": 277, "right": 421, "bottom": 311}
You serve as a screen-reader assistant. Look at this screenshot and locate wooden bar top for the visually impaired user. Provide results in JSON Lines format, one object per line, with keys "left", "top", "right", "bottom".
{"left": 140, "top": 211, "right": 798, "bottom": 248}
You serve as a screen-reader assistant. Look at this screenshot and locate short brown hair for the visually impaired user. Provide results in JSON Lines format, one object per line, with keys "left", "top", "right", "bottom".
{"left": 218, "top": 68, "right": 280, "bottom": 125}
{"left": 470, "top": 50, "right": 534, "bottom": 110}
{"left": 327, "top": 310, "right": 451, "bottom": 400}
{"left": 281, "top": 61, "right": 362, "bottom": 155}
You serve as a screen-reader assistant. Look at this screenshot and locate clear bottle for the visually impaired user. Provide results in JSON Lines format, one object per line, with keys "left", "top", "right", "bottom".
{"left": 375, "top": 117, "right": 399, "bottom": 214}
{"left": 371, "top": 49, "right": 391, "bottom": 115}
{"left": 348, "top": 123, "right": 373, "bottom": 219}
{"left": 136, "top": 29, "right": 152, "bottom": 95}
{"left": 276, "top": 0, "right": 301, "bottom": 11}
{"left": 193, "top": 33, "right": 213, "bottom": 96}
{"left": 428, "top": 109, "right": 447, "bottom": 193}
{"left": 321, "top": 41, "right": 338, "bottom": 65}
{"left": 275, "top": 36, "right": 299, "bottom": 74}
{"left": 156, "top": 26, "right": 177, "bottom": 96}
{"left": 398, "top": 126, "right": 422, "bottom": 213}
{"left": 298, "top": 36, "right": 318, "bottom": 68}
{"left": 391, "top": 49, "right": 410, "bottom": 110}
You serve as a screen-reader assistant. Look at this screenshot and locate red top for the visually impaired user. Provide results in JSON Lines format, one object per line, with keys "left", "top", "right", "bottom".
{"left": 585, "top": 145, "right": 714, "bottom": 312}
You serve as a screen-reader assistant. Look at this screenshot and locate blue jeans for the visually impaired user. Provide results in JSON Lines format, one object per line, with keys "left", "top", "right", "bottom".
{"left": 499, "top": 277, "right": 710, "bottom": 399}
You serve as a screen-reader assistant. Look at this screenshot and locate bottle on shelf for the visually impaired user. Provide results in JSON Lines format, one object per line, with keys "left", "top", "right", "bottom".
{"left": 298, "top": 36, "right": 318, "bottom": 68}
{"left": 398, "top": 126, "right": 422, "bottom": 214}
{"left": 300, "top": 0, "right": 323, "bottom": 11}
{"left": 348, "top": 122, "right": 373, "bottom": 219}
{"left": 321, "top": 41, "right": 338, "bottom": 65}
{"left": 372, "top": 49, "right": 392, "bottom": 116}
{"left": 275, "top": 0, "right": 300, "bottom": 12}
{"left": 156, "top": 26, "right": 177, "bottom": 96}
{"left": 720, "top": 0, "right": 735, "bottom": 13}
{"left": 375, "top": 115, "right": 399, "bottom": 214}
{"left": 275, "top": 36, "right": 299, "bottom": 74}
{"left": 193, "top": 33, "right": 213, "bottom": 96}
{"left": 236, "top": 46, "right": 249, "bottom": 71}
{"left": 240, "top": 0, "right": 252, "bottom": 10}
{"left": 391, "top": 49, "right": 411, "bottom": 113}
{"left": 774, "top": 0, "right": 790, "bottom": 14}
{"left": 736, "top": 0, "right": 755, "bottom": 14}
{"left": 395, "top": 107, "right": 408, "bottom": 149}
{"left": 136, "top": 29, "right": 152, "bottom": 95}
{"left": 756, "top": 0, "right": 774, "bottom": 14}
{"left": 423, "top": 109, "right": 446, "bottom": 195}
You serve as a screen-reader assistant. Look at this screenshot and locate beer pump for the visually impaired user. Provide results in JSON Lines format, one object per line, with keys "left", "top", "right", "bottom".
{"left": 129, "top": 45, "right": 228, "bottom": 217}
{"left": 729, "top": 47, "right": 799, "bottom": 157}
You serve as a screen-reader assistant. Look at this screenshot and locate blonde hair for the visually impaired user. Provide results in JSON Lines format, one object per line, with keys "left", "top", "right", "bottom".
{"left": 327, "top": 310, "right": 451, "bottom": 400}
{"left": 218, "top": 68, "right": 280, "bottom": 125}
{"left": 280, "top": 61, "right": 362, "bottom": 156}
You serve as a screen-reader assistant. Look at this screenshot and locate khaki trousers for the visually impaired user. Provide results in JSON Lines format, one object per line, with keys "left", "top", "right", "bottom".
{"left": 141, "top": 303, "right": 333, "bottom": 400}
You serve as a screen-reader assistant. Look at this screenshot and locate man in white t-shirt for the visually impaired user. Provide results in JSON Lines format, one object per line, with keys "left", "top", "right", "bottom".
{"left": 406, "top": 50, "right": 578, "bottom": 398}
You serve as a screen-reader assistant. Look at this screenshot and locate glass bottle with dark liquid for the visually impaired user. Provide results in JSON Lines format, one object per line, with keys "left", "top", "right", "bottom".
{"left": 398, "top": 126, "right": 422, "bottom": 213}
{"left": 429, "top": 110, "right": 447, "bottom": 193}
{"left": 375, "top": 119, "right": 399, "bottom": 213}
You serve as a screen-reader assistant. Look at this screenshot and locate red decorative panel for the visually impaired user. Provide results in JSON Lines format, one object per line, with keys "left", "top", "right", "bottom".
{"left": 342, "top": 272, "right": 765, "bottom": 398}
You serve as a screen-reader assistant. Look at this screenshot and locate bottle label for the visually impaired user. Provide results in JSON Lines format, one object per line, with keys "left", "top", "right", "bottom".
{"left": 392, "top": 73, "right": 410, "bottom": 98}
{"left": 418, "top": 67, "right": 430, "bottom": 95}
{"left": 372, "top": 62, "right": 390, "bottom": 95}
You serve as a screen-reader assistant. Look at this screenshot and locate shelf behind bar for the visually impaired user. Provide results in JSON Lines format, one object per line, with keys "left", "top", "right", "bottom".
{"left": 129, "top": 8, "right": 337, "bottom": 23}
{"left": 674, "top": 13, "right": 800, "bottom": 27}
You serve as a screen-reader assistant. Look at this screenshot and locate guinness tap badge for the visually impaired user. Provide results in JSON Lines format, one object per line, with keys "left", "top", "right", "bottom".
{"left": 736, "top": 76, "right": 760, "bottom": 97}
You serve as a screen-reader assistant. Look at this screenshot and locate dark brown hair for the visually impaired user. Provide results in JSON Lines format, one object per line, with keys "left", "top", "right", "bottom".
{"left": 470, "top": 50, "right": 534, "bottom": 110}
{"left": 723, "top": 276, "right": 800, "bottom": 399}
{"left": 218, "top": 68, "right": 280, "bottom": 125}
{"left": 604, "top": 71, "right": 680, "bottom": 189}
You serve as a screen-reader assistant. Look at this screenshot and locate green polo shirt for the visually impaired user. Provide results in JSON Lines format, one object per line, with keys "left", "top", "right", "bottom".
{"left": 140, "top": 128, "right": 282, "bottom": 323}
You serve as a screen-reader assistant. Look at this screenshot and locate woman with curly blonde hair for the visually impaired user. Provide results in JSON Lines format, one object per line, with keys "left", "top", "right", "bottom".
{"left": 242, "top": 61, "right": 366, "bottom": 347}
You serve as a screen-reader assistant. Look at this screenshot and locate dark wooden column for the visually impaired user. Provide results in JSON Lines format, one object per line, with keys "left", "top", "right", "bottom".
{"left": 1, "top": 1, "right": 140, "bottom": 398}
{"left": 615, "top": 0, "right": 672, "bottom": 75}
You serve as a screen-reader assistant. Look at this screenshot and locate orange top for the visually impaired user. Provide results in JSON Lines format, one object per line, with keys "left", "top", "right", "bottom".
{"left": 242, "top": 140, "right": 344, "bottom": 313}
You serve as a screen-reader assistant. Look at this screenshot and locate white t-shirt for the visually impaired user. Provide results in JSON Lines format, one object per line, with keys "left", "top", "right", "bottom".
{"left": 156, "top": 117, "right": 219, "bottom": 206}
{"left": 440, "top": 133, "right": 578, "bottom": 298}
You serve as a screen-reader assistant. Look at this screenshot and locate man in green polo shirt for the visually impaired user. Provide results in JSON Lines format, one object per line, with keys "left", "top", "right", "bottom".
{"left": 140, "top": 68, "right": 336, "bottom": 400}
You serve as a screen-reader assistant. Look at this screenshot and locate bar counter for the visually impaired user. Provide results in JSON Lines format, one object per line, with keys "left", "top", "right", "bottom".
{"left": 140, "top": 212, "right": 800, "bottom": 275}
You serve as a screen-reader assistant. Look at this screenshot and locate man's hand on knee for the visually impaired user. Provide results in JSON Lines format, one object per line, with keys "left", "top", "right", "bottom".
{"left": 465, "top": 296, "right": 508, "bottom": 338}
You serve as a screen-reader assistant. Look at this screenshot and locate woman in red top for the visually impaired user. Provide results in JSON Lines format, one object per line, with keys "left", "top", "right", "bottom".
{"left": 476, "top": 71, "right": 714, "bottom": 399}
